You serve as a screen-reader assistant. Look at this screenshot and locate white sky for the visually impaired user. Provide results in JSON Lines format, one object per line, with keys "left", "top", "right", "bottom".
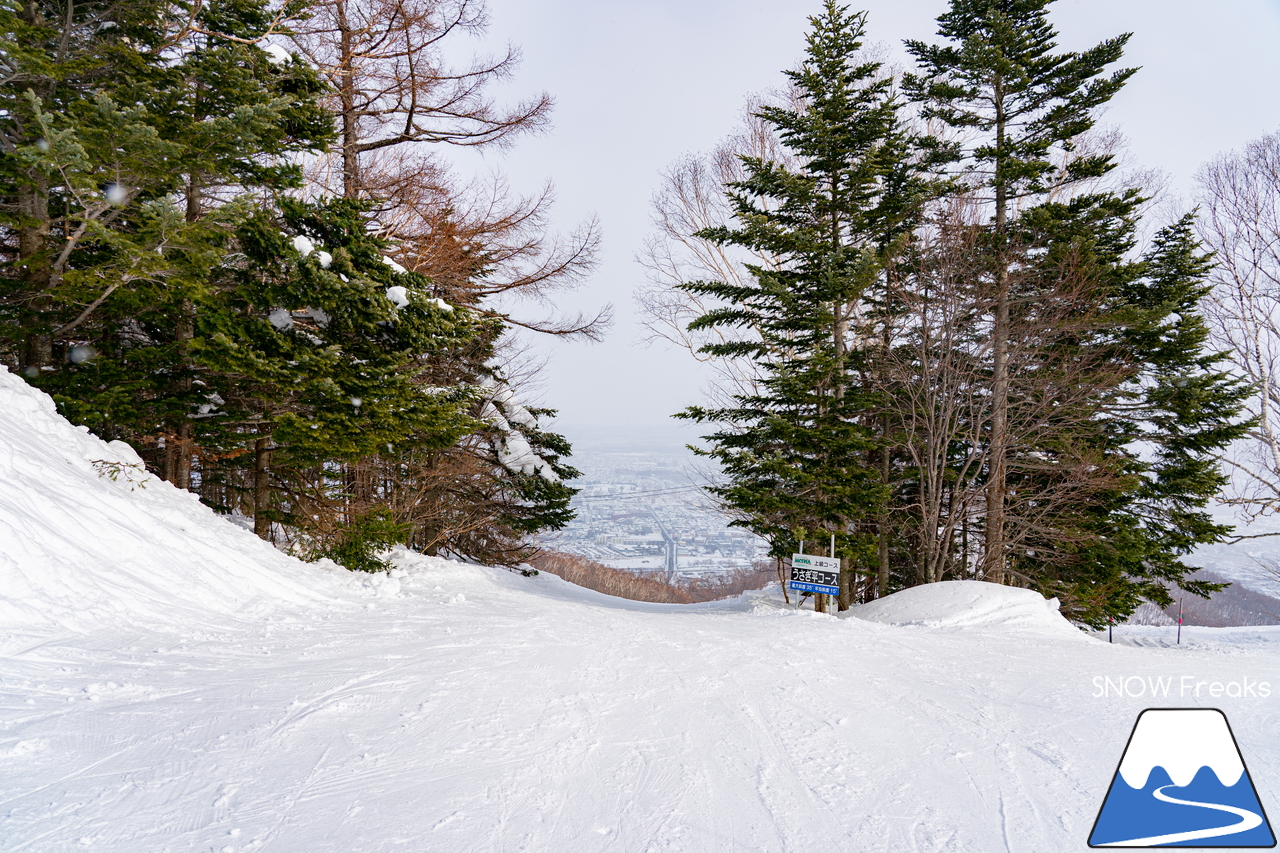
{"left": 450, "top": 0, "right": 1280, "bottom": 437}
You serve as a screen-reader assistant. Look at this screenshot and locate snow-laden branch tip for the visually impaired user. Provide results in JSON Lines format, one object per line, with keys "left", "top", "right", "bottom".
{"left": 385, "top": 287, "right": 452, "bottom": 312}
{"left": 386, "top": 286, "right": 410, "bottom": 309}
{"left": 479, "top": 382, "right": 559, "bottom": 482}
{"left": 262, "top": 44, "right": 291, "bottom": 65}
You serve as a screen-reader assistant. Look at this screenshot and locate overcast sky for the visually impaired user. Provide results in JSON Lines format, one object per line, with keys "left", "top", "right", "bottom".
{"left": 446, "top": 0, "right": 1280, "bottom": 442}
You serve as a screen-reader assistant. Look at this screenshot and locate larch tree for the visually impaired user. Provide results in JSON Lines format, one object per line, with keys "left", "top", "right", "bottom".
{"left": 287, "top": 0, "right": 600, "bottom": 566}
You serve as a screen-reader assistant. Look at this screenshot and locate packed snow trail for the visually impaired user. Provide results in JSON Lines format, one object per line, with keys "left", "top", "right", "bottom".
{"left": 5, "top": 555, "right": 1280, "bottom": 852}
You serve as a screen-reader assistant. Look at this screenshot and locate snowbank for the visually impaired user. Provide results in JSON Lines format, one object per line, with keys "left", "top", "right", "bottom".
{"left": 0, "top": 367, "right": 344, "bottom": 635}
{"left": 849, "top": 579, "right": 1080, "bottom": 636}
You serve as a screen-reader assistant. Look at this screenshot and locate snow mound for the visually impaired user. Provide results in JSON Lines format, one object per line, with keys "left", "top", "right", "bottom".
{"left": 850, "top": 580, "right": 1079, "bottom": 636}
{"left": 0, "top": 367, "right": 342, "bottom": 636}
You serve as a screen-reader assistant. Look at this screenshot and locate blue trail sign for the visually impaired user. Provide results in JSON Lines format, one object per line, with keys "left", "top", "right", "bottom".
{"left": 789, "top": 553, "right": 840, "bottom": 596}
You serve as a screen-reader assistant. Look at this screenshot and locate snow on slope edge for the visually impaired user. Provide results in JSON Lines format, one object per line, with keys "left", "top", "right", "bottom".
{"left": 0, "top": 367, "right": 344, "bottom": 634}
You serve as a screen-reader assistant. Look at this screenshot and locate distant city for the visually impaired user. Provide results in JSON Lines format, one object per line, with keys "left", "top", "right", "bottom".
{"left": 546, "top": 426, "right": 769, "bottom": 578}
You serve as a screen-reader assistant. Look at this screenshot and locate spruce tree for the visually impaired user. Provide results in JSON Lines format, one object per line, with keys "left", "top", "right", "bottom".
{"left": 1039, "top": 216, "right": 1253, "bottom": 625}
{"left": 2, "top": 0, "right": 334, "bottom": 485}
{"left": 194, "top": 196, "right": 484, "bottom": 549}
{"left": 680, "top": 1, "right": 924, "bottom": 609}
{"left": 905, "top": 1, "right": 1248, "bottom": 620}
{"left": 0, "top": 0, "right": 174, "bottom": 372}
{"left": 905, "top": 0, "right": 1137, "bottom": 583}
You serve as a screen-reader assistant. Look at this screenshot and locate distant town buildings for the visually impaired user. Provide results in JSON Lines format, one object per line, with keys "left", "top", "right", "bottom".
{"left": 547, "top": 449, "right": 768, "bottom": 578}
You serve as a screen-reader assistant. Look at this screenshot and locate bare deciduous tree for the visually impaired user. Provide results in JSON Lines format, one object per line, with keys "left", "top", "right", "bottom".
{"left": 291, "top": 0, "right": 550, "bottom": 196}
{"left": 1199, "top": 131, "right": 1280, "bottom": 518}
{"left": 290, "top": 0, "right": 605, "bottom": 338}
{"left": 634, "top": 90, "right": 801, "bottom": 403}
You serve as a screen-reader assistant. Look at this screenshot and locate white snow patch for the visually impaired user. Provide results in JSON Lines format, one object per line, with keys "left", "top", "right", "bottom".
{"left": 479, "top": 380, "right": 558, "bottom": 481}
{"left": 268, "top": 307, "right": 293, "bottom": 330}
{"left": 315, "top": 250, "right": 333, "bottom": 268}
{"left": 850, "top": 580, "right": 1079, "bottom": 636}
{"left": 104, "top": 183, "right": 127, "bottom": 205}
{"left": 262, "top": 44, "right": 291, "bottom": 65}
{"left": 291, "top": 235, "right": 315, "bottom": 256}
{"left": 386, "top": 285, "right": 409, "bottom": 309}
{"left": 297, "top": 307, "right": 331, "bottom": 326}
{"left": 382, "top": 256, "right": 408, "bottom": 275}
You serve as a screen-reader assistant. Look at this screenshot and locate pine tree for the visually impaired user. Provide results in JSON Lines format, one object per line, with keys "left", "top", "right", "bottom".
{"left": 680, "top": 1, "right": 924, "bottom": 609}
{"left": 2, "top": 0, "right": 334, "bottom": 488}
{"left": 193, "top": 196, "right": 484, "bottom": 550}
{"left": 0, "top": 0, "right": 175, "bottom": 373}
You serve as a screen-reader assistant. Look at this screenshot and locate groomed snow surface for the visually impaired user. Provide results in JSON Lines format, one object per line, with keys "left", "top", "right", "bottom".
{"left": 3, "top": 366, "right": 1280, "bottom": 852}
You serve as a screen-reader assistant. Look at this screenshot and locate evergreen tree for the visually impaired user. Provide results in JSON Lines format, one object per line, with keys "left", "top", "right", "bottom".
{"left": 905, "top": 0, "right": 1137, "bottom": 583}
{"left": 1, "top": 0, "right": 334, "bottom": 488}
{"left": 194, "top": 196, "right": 484, "bottom": 549}
{"left": 1038, "top": 215, "right": 1253, "bottom": 625}
{"left": 680, "top": 1, "right": 925, "bottom": 609}
{"left": 904, "top": 0, "right": 1249, "bottom": 620}
{"left": 0, "top": 0, "right": 174, "bottom": 372}
{"left": 287, "top": 0, "right": 592, "bottom": 567}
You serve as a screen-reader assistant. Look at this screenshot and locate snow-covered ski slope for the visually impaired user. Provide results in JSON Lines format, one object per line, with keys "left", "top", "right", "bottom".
{"left": 2, "top": 366, "right": 1280, "bottom": 852}
{"left": 0, "top": 367, "right": 346, "bottom": 633}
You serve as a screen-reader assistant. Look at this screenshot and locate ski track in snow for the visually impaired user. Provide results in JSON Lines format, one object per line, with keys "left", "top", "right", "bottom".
{"left": 4, "top": 561, "right": 1280, "bottom": 853}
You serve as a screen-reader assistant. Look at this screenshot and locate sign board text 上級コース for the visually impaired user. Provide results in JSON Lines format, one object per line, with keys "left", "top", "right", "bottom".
{"left": 790, "top": 553, "right": 840, "bottom": 596}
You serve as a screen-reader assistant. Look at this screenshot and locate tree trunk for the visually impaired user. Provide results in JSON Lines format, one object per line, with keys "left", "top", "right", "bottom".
{"left": 166, "top": 173, "right": 202, "bottom": 490}
{"left": 982, "top": 79, "right": 1009, "bottom": 585}
{"left": 172, "top": 297, "right": 195, "bottom": 490}
{"left": 877, "top": 412, "right": 891, "bottom": 597}
{"left": 18, "top": 164, "right": 53, "bottom": 372}
{"left": 335, "top": 0, "right": 360, "bottom": 200}
{"left": 253, "top": 436, "right": 272, "bottom": 539}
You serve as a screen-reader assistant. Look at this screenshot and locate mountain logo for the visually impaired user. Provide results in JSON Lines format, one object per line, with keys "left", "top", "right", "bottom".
{"left": 1089, "top": 708, "right": 1276, "bottom": 847}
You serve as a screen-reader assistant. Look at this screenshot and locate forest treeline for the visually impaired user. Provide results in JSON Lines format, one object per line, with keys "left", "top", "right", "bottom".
{"left": 0, "top": 0, "right": 603, "bottom": 570}
{"left": 639, "top": 0, "right": 1280, "bottom": 627}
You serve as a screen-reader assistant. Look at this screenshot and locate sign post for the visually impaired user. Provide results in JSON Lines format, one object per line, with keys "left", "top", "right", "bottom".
{"left": 789, "top": 553, "right": 840, "bottom": 597}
